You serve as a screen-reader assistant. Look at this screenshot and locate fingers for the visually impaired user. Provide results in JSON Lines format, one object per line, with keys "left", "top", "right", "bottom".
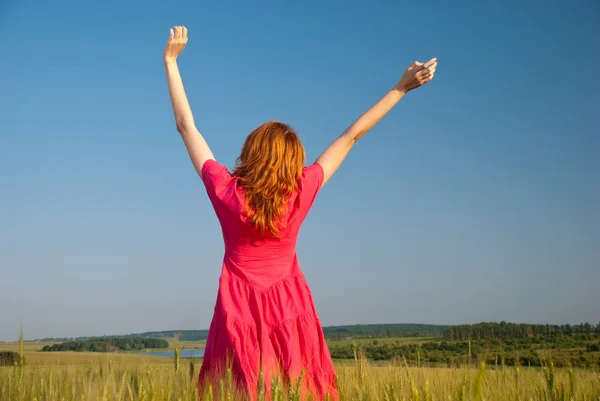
{"left": 410, "top": 58, "right": 436, "bottom": 71}
{"left": 416, "top": 67, "right": 435, "bottom": 84}
{"left": 418, "top": 58, "right": 437, "bottom": 83}
{"left": 408, "top": 63, "right": 423, "bottom": 73}
{"left": 417, "top": 69, "right": 430, "bottom": 82}
{"left": 409, "top": 61, "right": 423, "bottom": 70}
{"left": 424, "top": 58, "right": 437, "bottom": 69}
{"left": 169, "top": 26, "right": 188, "bottom": 40}
{"left": 428, "top": 60, "right": 437, "bottom": 80}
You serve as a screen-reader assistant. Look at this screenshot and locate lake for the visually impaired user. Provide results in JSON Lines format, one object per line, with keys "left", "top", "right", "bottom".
{"left": 145, "top": 349, "right": 204, "bottom": 358}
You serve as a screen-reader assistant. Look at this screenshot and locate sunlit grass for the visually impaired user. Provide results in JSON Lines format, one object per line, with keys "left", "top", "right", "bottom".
{"left": 21, "top": 351, "right": 173, "bottom": 366}
{"left": 2, "top": 348, "right": 600, "bottom": 400}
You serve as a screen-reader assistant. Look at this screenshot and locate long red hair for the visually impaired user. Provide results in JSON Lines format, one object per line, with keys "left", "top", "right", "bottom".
{"left": 234, "top": 121, "right": 305, "bottom": 238}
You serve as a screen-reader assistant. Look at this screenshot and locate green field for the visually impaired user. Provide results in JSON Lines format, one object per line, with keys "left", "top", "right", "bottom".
{"left": 2, "top": 341, "right": 600, "bottom": 400}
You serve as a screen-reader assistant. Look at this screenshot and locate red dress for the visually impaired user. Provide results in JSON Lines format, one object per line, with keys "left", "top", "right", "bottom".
{"left": 198, "top": 159, "right": 338, "bottom": 400}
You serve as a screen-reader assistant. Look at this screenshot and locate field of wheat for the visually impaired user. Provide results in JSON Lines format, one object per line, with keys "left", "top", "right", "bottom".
{"left": 2, "top": 350, "right": 600, "bottom": 401}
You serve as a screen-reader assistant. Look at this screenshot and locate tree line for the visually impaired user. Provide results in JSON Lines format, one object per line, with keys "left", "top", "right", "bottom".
{"left": 445, "top": 322, "right": 600, "bottom": 340}
{"left": 41, "top": 338, "right": 168, "bottom": 352}
{"left": 323, "top": 324, "right": 450, "bottom": 340}
{"left": 35, "top": 324, "right": 448, "bottom": 343}
{"left": 36, "top": 330, "right": 209, "bottom": 342}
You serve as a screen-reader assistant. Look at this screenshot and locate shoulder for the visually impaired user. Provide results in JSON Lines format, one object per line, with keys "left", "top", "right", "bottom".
{"left": 300, "top": 163, "right": 324, "bottom": 187}
{"left": 293, "top": 163, "right": 324, "bottom": 217}
{"left": 201, "top": 159, "right": 237, "bottom": 201}
{"left": 201, "top": 159, "right": 231, "bottom": 182}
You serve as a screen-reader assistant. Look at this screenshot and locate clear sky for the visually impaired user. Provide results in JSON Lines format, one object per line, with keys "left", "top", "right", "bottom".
{"left": 1, "top": 0, "right": 598, "bottom": 341}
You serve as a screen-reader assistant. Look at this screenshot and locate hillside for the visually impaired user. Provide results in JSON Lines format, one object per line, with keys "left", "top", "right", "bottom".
{"left": 34, "top": 324, "right": 448, "bottom": 342}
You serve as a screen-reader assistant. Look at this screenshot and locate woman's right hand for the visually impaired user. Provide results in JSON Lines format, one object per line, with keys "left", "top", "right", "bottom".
{"left": 397, "top": 58, "right": 437, "bottom": 93}
{"left": 163, "top": 26, "right": 188, "bottom": 63}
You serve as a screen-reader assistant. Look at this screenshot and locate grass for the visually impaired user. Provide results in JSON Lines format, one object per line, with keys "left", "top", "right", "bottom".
{"left": 2, "top": 341, "right": 600, "bottom": 400}
{"left": 18, "top": 351, "right": 174, "bottom": 366}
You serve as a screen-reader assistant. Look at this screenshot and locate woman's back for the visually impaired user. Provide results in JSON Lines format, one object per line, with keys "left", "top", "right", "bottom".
{"left": 202, "top": 159, "right": 324, "bottom": 289}
{"left": 199, "top": 160, "right": 337, "bottom": 399}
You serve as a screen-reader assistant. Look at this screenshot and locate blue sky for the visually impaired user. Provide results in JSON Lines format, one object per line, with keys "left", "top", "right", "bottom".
{"left": 0, "top": 0, "right": 598, "bottom": 340}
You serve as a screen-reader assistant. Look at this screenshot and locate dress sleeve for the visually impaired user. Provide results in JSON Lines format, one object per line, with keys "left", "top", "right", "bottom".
{"left": 296, "top": 163, "right": 324, "bottom": 219}
{"left": 201, "top": 159, "right": 233, "bottom": 208}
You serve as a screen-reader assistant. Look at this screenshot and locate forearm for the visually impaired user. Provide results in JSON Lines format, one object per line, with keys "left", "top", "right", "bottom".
{"left": 314, "top": 85, "right": 406, "bottom": 186}
{"left": 164, "top": 59, "right": 195, "bottom": 132}
{"left": 342, "top": 85, "right": 406, "bottom": 143}
{"left": 315, "top": 58, "right": 436, "bottom": 186}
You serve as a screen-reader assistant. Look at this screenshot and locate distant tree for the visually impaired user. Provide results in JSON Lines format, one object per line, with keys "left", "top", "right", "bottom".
{"left": 41, "top": 337, "right": 168, "bottom": 352}
{"left": 565, "top": 324, "right": 573, "bottom": 335}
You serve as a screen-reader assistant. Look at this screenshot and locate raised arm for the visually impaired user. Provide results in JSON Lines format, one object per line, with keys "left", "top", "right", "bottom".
{"left": 164, "top": 26, "right": 215, "bottom": 178}
{"left": 315, "top": 58, "right": 437, "bottom": 186}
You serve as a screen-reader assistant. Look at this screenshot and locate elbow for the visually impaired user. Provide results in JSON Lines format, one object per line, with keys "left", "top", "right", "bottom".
{"left": 345, "top": 123, "right": 367, "bottom": 144}
{"left": 341, "top": 128, "right": 364, "bottom": 147}
{"left": 176, "top": 119, "right": 194, "bottom": 135}
{"left": 351, "top": 129, "right": 366, "bottom": 144}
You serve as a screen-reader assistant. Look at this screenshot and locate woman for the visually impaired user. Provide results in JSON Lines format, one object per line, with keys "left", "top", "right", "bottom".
{"left": 163, "top": 26, "right": 436, "bottom": 400}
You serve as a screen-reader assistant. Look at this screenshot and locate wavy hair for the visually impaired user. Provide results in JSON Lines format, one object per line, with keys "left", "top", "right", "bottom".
{"left": 234, "top": 121, "right": 305, "bottom": 238}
